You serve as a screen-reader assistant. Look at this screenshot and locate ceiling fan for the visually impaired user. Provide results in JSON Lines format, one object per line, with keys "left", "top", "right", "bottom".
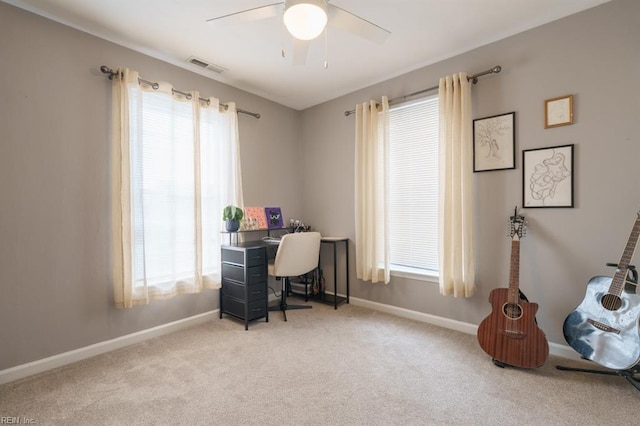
{"left": 206, "top": 0, "right": 391, "bottom": 66}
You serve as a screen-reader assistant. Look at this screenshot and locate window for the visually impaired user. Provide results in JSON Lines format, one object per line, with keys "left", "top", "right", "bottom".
{"left": 384, "top": 96, "right": 439, "bottom": 280}
{"left": 111, "top": 68, "right": 244, "bottom": 308}
{"left": 128, "top": 86, "right": 237, "bottom": 296}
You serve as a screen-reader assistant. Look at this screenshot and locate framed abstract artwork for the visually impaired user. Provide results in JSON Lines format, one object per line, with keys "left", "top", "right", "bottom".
{"left": 522, "top": 144, "right": 574, "bottom": 208}
{"left": 473, "top": 112, "right": 516, "bottom": 172}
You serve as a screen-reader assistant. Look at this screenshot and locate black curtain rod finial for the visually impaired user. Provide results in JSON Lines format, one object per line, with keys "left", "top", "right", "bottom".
{"left": 470, "top": 65, "right": 502, "bottom": 84}
{"left": 100, "top": 65, "right": 117, "bottom": 79}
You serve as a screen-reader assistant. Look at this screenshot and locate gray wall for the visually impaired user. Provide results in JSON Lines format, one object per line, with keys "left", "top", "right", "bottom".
{"left": 300, "top": 0, "right": 640, "bottom": 345}
{"left": 0, "top": 3, "right": 302, "bottom": 370}
{"left": 1, "top": 0, "right": 639, "bottom": 371}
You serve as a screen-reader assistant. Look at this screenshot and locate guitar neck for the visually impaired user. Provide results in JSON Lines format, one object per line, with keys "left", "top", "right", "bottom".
{"left": 610, "top": 213, "right": 640, "bottom": 295}
{"left": 508, "top": 238, "right": 520, "bottom": 303}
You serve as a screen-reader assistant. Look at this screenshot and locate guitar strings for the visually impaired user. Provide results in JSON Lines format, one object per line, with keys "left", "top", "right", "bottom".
{"left": 506, "top": 233, "right": 521, "bottom": 335}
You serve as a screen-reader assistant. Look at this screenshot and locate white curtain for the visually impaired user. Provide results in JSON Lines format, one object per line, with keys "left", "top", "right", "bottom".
{"left": 111, "top": 68, "right": 243, "bottom": 308}
{"left": 354, "top": 97, "right": 390, "bottom": 284}
{"left": 438, "top": 73, "right": 476, "bottom": 297}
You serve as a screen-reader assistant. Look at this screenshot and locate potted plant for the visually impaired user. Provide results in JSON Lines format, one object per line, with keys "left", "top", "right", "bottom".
{"left": 222, "top": 205, "right": 244, "bottom": 232}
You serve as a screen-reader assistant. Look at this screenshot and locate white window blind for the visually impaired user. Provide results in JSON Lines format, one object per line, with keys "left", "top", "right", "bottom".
{"left": 385, "top": 96, "right": 439, "bottom": 274}
{"left": 129, "top": 88, "right": 226, "bottom": 294}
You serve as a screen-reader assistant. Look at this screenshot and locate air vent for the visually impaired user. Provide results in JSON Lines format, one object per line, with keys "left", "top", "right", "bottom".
{"left": 187, "top": 56, "right": 226, "bottom": 74}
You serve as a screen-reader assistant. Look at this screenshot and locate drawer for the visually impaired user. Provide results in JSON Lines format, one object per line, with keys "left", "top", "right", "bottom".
{"left": 247, "top": 283, "right": 266, "bottom": 302}
{"left": 246, "top": 265, "right": 266, "bottom": 285}
{"left": 222, "top": 249, "right": 245, "bottom": 266}
{"left": 222, "top": 280, "right": 266, "bottom": 301}
{"left": 247, "top": 299, "right": 267, "bottom": 321}
{"left": 222, "top": 295, "right": 245, "bottom": 318}
{"left": 222, "top": 279, "right": 245, "bottom": 299}
{"left": 223, "top": 263, "right": 265, "bottom": 284}
{"left": 245, "top": 248, "right": 266, "bottom": 267}
{"left": 222, "top": 296, "right": 266, "bottom": 321}
{"left": 222, "top": 263, "right": 245, "bottom": 282}
{"left": 221, "top": 247, "right": 266, "bottom": 267}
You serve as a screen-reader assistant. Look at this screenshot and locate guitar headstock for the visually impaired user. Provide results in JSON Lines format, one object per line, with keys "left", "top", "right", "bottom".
{"left": 509, "top": 206, "right": 527, "bottom": 240}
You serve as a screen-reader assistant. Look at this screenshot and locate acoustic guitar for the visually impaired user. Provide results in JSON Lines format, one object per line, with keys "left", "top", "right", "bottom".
{"left": 477, "top": 209, "right": 549, "bottom": 368}
{"left": 563, "top": 211, "right": 640, "bottom": 371}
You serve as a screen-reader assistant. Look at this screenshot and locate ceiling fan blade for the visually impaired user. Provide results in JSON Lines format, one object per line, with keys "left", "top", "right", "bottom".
{"left": 206, "top": 3, "right": 283, "bottom": 27}
{"left": 327, "top": 5, "right": 390, "bottom": 44}
{"left": 291, "top": 38, "right": 309, "bottom": 66}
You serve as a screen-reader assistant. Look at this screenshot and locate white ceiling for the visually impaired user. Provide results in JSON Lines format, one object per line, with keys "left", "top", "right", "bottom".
{"left": 4, "top": 0, "right": 609, "bottom": 110}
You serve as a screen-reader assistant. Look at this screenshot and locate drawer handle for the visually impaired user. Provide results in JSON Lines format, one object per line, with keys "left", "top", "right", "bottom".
{"left": 251, "top": 308, "right": 263, "bottom": 312}
{"left": 250, "top": 290, "right": 262, "bottom": 295}
{"left": 250, "top": 256, "right": 262, "bottom": 260}
{"left": 251, "top": 274, "right": 262, "bottom": 278}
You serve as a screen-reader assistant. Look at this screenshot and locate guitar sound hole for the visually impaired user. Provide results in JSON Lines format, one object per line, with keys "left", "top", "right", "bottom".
{"left": 600, "top": 294, "right": 622, "bottom": 311}
{"left": 502, "top": 303, "right": 522, "bottom": 319}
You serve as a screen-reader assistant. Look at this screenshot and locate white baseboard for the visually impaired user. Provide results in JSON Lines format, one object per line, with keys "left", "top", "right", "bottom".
{"left": 349, "top": 296, "right": 584, "bottom": 362}
{"left": 0, "top": 310, "right": 218, "bottom": 385}
{"left": 1, "top": 297, "right": 584, "bottom": 385}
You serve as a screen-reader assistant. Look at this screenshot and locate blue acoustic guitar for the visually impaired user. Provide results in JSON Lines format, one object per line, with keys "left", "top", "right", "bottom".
{"left": 563, "top": 211, "right": 640, "bottom": 371}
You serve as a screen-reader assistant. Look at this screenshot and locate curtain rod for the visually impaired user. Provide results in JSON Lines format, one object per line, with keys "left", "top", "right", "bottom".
{"left": 343, "top": 65, "right": 502, "bottom": 117}
{"left": 99, "top": 66, "right": 261, "bottom": 119}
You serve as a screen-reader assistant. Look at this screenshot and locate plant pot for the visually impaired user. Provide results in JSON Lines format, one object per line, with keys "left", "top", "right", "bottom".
{"left": 225, "top": 220, "right": 240, "bottom": 232}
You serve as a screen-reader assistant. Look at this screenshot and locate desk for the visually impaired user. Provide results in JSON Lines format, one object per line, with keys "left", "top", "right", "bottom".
{"left": 222, "top": 227, "right": 290, "bottom": 246}
{"left": 290, "top": 237, "right": 350, "bottom": 309}
{"left": 318, "top": 237, "right": 350, "bottom": 309}
{"left": 220, "top": 236, "right": 350, "bottom": 329}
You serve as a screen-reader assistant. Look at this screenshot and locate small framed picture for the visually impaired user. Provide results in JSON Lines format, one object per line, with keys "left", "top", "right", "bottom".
{"left": 522, "top": 144, "right": 574, "bottom": 208}
{"left": 473, "top": 112, "right": 516, "bottom": 172}
{"left": 545, "top": 95, "right": 573, "bottom": 128}
{"left": 264, "top": 207, "right": 284, "bottom": 229}
{"left": 244, "top": 206, "right": 268, "bottom": 229}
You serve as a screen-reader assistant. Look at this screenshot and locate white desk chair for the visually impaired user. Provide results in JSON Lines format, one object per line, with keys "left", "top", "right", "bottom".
{"left": 268, "top": 231, "right": 321, "bottom": 321}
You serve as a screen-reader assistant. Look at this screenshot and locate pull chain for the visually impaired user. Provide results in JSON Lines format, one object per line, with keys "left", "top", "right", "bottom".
{"left": 323, "top": 26, "right": 328, "bottom": 69}
{"left": 281, "top": 14, "right": 286, "bottom": 59}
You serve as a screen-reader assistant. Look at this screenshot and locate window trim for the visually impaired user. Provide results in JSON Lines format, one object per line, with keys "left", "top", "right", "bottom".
{"left": 390, "top": 265, "right": 439, "bottom": 283}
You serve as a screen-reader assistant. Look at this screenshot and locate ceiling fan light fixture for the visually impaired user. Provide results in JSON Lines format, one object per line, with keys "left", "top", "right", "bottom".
{"left": 283, "top": 0, "right": 328, "bottom": 41}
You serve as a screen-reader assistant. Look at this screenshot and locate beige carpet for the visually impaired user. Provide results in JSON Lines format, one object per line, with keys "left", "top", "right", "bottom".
{"left": 1, "top": 302, "right": 638, "bottom": 425}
